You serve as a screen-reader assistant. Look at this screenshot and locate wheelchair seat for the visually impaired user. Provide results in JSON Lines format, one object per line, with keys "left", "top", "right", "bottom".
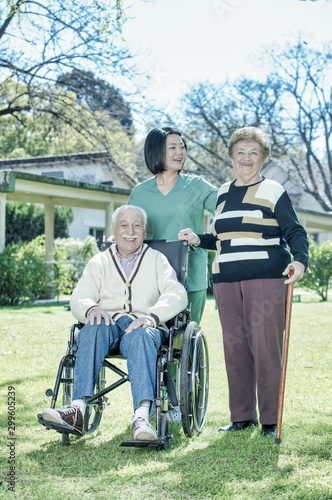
{"left": 38, "top": 240, "right": 209, "bottom": 450}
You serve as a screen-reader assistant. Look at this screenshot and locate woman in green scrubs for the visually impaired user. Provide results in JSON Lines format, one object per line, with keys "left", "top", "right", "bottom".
{"left": 128, "top": 127, "right": 218, "bottom": 324}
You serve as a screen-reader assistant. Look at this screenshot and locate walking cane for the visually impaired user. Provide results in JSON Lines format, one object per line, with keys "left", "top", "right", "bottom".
{"left": 275, "top": 269, "right": 294, "bottom": 445}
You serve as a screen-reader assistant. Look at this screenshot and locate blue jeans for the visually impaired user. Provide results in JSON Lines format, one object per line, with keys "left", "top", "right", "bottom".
{"left": 72, "top": 316, "right": 166, "bottom": 410}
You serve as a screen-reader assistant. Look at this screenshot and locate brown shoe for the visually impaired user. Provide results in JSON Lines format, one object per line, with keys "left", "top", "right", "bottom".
{"left": 131, "top": 417, "right": 158, "bottom": 441}
{"left": 42, "top": 405, "right": 83, "bottom": 434}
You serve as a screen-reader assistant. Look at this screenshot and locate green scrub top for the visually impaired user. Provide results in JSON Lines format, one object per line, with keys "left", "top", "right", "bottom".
{"left": 128, "top": 173, "right": 218, "bottom": 292}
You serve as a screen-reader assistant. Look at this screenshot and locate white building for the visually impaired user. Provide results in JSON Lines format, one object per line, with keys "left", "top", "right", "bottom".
{"left": 0, "top": 152, "right": 136, "bottom": 248}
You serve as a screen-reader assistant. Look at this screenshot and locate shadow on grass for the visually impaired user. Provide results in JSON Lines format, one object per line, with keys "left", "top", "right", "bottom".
{"left": 27, "top": 423, "right": 280, "bottom": 476}
{"left": 0, "top": 375, "right": 50, "bottom": 391}
{"left": 23, "top": 417, "right": 332, "bottom": 498}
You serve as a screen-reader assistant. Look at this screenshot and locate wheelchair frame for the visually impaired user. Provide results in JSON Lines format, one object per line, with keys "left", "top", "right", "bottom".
{"left": 38, "top": 240, "right": 209, "bottom": 450}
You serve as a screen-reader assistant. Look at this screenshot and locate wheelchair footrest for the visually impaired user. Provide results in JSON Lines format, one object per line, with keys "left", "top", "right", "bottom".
{"left": 38, "top": 415, "right": 83, "bottom": 437}
{"left": 120, "top": 438, "right": 167, "bottom": 449}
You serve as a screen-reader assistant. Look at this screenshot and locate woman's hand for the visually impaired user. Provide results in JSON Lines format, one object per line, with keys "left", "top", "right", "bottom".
{"left": 282, "top": 261, "right": 305, "bottom": 284}
{"left": 178, "top": 228, "right": 201, "bottom": 246}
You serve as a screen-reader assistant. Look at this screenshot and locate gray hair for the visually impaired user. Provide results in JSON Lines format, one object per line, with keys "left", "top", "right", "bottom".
{"left": 228, "top": 127, "right": 271, "bottom": 162}
{"left": 112, "top": 205, "right": 148, "bottom": 227}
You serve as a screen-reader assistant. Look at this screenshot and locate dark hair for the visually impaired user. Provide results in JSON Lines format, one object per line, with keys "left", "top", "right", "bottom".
{"left": 144, "top": 127, "right": 187, "bottom": 174}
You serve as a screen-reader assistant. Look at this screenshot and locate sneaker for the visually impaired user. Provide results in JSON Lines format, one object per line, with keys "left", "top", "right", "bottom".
{"left": 166, "top": 406, "right": 182, "bottom": 423}
{"left": 42, "top": 405, "right": 83, "bottom": 434}
{"left": 131, "top": 417, "right": 158, "bottom": 441}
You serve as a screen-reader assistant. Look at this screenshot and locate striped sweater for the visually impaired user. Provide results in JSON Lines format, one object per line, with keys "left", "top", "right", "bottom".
{"left": 199, "top": 178, "right": 309, "bottom": 283}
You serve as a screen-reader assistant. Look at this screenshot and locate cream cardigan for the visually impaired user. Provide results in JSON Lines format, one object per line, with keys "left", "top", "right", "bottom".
{"left": 70, "top": 244, "right": 188, "bottom": 329}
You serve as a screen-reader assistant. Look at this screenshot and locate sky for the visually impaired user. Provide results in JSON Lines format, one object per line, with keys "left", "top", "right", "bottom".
{"left": 122, "top": 0, "right": 332, "bottom": 115}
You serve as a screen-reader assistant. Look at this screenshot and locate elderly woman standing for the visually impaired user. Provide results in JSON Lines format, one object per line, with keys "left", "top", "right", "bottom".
{"left": 178, "top": 127, "right": 309, "bottom": 436}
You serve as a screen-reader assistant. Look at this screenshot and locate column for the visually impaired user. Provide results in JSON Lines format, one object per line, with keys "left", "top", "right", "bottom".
{"left": 44, "top": 201, "right": 55, "bottom": 298}
{"left": 0, "top": 193, "right": 6, "bottom": 252}
{"left": 105, "top": 201, "right": 114, "bottom": 240}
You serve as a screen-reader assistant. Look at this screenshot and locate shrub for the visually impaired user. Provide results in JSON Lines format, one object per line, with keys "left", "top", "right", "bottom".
{"left": 0, "top": 235, "right": 99, "bottom": 305}
{"left": 207, "top": 249, "right": 216, "bottom": 295}
{"left": 301, "top": 239, "right": 332, "bottom": 301}
{"left": 6, "top": 201, "right": 74, "bottom": 244}
{"left": 0, "top": 236, "right": 49, "bottom": 305}
{"left": 53, "top": 236, "right": 99, "bottom": 295}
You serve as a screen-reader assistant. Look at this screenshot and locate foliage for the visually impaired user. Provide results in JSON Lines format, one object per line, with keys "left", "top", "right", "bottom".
{"left": 56, "top": 69, "right": 133, "bottom": 131}
{"left": 0, "top": 234, "right": 98, "bottom": 304}
{"left": 301, "top": 239, "right": 332, "bottom": 301}
{"left": 5, "top": 201, "right": 74, "bottom": 244}
{"left": 0, "top": 235, "right": 49, "bottom": 305}
{"left": 53, "top": 236, "right": 99, "bottom": 296}
{"left": 0, "top": 300, "right": 331, "bottom": 498}
{"left": 0, "top": 78, "right": 140, "bottom": 175}
{"left": 0, "top": 0, "right": 139, "bottom": 160}
{"left": 170, "top": 34, "right": 332, "bottom": 209}
{"left": 207, "top": 249, "right": 216, "bottom": 294}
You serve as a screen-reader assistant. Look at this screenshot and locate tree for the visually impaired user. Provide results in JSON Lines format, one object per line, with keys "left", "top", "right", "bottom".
{"left": 174, "top": 35, "right": 332, "bottom": 210}
{"left": 301, "top": 239, "right": 332, "bottom": 301}
{"left": 0, "top": 1, "right": 138, "bottom": 158}
{"left": 261, "top": 36, "right": 332, "bottom": 212}
{"left": 56, "top": 70, "right": 133, "bottom": 131}
{"left": 172, "top": 79, "right": 283, "bottom": 186}
{"left": 0, "top": 79, "right": 140, "bottom": 176}
{"left": 5, "top": 201, "right": 74, "bottom": 244}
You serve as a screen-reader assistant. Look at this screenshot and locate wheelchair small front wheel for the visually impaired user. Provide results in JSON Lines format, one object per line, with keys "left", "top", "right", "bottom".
{"left": 84, "top": 403, "right": 103, "bottom": 433}
{"left": 84, "top": 365, "right": 107, "bottom": 434}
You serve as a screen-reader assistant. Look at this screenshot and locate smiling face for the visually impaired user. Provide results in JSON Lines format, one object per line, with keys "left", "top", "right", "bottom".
{"left": 231, "top": 140, "right": 265, "bottom": 186}
{"left": 164, "top": 134, "right": 186, "bottom": 172}
{"left": 112, "top": 208, "right": 147, "bottom": 259}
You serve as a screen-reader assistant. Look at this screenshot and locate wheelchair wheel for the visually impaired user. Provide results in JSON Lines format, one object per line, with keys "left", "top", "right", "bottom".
{"left": 179, "top": 322, "right": 209, "bottom": 437}
{"left": 84, "top": 364, "right": 107, "bottom": 434}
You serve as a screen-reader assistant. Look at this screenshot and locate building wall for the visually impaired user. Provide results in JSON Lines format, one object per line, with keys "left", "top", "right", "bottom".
{"left": 8, "top": 159, "right": 133, "bottom": 190}
{"left": 0, "top": 153, "right": 135, "bottom": 245}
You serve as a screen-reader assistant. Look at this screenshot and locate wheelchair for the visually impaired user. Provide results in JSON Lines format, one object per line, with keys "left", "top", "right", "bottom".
{"left": 38, "top": 240, "right": 209, "bottom": 450}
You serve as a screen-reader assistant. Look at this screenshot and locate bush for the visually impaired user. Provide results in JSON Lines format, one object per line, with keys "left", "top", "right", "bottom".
{"left": 207, "top": 249, "right": 216, "bottom": 295}
{"left": 0, "top": 235, "right": 99, "bottom": 305}
{"left": 0, "top": 236, "right": 49, "bottom": 305}
{"left": 53, "top": 236, "right": 99, "bottom": 295}
{"left": 6, "top": 201, "right": 74, "bottom": 244}
{"left": 301, "top": 239, "right": 332, "bottom": 301}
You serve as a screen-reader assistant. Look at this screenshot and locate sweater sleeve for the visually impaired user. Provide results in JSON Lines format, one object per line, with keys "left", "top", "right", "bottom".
{"left": 70, "top": 255, "right": 104, "bottom": 323}
{"left": 275, "top": 191, "right": 309, "bottom": 269}
{"left": 197, "top": 232, "right": 218, "bottom": 250}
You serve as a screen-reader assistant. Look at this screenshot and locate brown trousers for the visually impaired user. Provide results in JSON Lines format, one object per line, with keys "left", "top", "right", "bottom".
{"left": 214, "top": 278, "right": 287, "bottom": 425}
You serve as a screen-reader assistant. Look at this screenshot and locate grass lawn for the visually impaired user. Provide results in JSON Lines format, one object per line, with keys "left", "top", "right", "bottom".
{"left": 0, "top": 297, "right": 331, "bottom": 499}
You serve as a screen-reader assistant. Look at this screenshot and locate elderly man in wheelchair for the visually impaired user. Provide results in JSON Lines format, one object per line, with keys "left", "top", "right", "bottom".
{"left": 39, "top": 204, "right": 209, "bottom": 449}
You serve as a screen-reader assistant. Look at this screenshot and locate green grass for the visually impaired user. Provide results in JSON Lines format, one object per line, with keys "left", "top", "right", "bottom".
{"left": 0, "top": 298, "right": 331, "bottom": 499}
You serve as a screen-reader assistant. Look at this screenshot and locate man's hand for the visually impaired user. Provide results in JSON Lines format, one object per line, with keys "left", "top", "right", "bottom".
{"left": 125, "top": 316, "right": 155, "bottom": 334}
{"left": 283, "top": 261, "right": 305, "bottom": 284}
{"left": 86, "top": 307, "right": 114, "bottom": 326}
